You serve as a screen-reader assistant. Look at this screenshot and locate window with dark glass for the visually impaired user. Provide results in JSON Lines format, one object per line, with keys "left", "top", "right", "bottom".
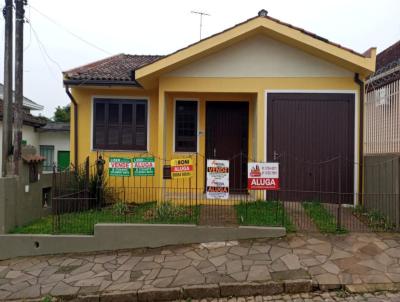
{"left": 93, "top": 98, "right": 147, "bottom": 150}
{"left": 175, "top": 101, "right": 197, "bottom": 152}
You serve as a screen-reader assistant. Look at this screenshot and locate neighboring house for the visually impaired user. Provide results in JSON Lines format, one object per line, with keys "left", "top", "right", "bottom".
{"left": 63, "top": 10, "right": 376, "bottom": 204}
{"left": 38, "top": 122, "right": 70, "bottom": 171}
{"left": 0, "top": 84, "right": 71, "bottom": 174}
{"left": 0, "top": 84, "right": 46, "bottom": 175}
{"left": 365, "top": 40, "right": 400, "bottom": 154}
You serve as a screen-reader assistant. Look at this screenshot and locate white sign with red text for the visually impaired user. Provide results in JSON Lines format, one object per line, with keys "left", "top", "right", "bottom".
{"left": 247, "top": 162, "right": 279, "bottom": 190}
{"left": 206, "top": 159, "right": 229, "bottom": 199}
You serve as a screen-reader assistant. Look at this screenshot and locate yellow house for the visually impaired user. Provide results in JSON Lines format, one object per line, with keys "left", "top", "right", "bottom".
{"left": 63, "top": 10, "right": 376, "bottom": 205}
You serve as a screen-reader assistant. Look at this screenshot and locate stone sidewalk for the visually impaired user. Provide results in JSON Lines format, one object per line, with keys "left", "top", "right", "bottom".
{"left": 0, "top": 232, "right": 400, "bottom": 301}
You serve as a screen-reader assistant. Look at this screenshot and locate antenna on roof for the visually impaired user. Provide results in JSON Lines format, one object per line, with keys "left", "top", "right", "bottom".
{"left": 191, "top": 11, "right": 210, "bottom": 40}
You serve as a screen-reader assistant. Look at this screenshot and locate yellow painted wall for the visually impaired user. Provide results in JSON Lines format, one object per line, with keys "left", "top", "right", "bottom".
{"left": 70, "top": 86, "right": 161, "bottom": 203}
{"left": 71, "top": 76, "right": 361, "bottom": 203}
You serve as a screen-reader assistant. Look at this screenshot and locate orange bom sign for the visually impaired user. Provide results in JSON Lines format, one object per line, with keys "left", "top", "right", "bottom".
{"left": 171, "top": 158, "right": 193, "bottom": 179}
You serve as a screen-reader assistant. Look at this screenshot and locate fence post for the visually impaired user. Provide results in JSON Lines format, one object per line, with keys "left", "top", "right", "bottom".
{"left": 84, "top": 157, "right": 89, "bottom": 206}
{"left": 52, "top": 162, "right": 58, "bottom": 234}
{"left": 396, "top": 156, "right": 400, "bottom": 231}
{"left": 336, "top": 156, "right": 342, "bottom": 232}
{"left": 96, "top": 156, "right": 105, "bottom": 207}
{"left": 195, "top": 152, "right": 198, "bottom": 224}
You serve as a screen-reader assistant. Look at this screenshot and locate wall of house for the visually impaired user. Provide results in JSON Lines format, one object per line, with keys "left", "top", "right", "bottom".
{"left": 71, "top": 76, "right": 360, "bottom": 203}
{"left": 159, "top": 76, "right": 360, "bottom": 162}
{"left": 70, "top": 87, "right": 160, "bottom": 202}
{"left": 38, "top": 131, "right": 70, "bottom": 168}
{"left": 70, "top": 31, "right": 364, "bottom": 202}
{"left": 166, "top": 35, "right": 353, "bottom": 78}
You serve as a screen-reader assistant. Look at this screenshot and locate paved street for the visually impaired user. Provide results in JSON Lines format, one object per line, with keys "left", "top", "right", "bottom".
{"left": 0, "top": 232, "right": 400, "bottom": 300}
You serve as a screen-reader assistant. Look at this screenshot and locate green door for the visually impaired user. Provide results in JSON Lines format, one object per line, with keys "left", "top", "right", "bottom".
{"left": 57, "top": 151, "right": 70, "bottom": 171}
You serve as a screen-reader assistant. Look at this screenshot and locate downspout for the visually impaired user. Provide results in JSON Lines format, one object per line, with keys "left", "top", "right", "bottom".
{"left": 65, "top": 86, "right": 78, "bottom": 170}
{"left": 354, "top": 73, "right": 364, "bottom": 204}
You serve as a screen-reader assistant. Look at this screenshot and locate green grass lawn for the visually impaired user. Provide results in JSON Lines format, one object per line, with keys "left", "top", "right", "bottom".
{"left": 235, "top": 201, "right": 296, "bottom": 232}
{"left": 11, "top": 202, "right": 200, "bottom": 235}
{"left": 302, "top": 201, "right": 347, "bottom": 234}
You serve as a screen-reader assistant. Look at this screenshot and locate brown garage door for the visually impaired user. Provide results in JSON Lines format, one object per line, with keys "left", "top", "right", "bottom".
{"left": 266, "top": 93, "right": 355, "bottom": 203}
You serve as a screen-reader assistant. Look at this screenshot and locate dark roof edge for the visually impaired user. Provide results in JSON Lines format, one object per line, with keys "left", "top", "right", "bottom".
{"left": 63, "top": 79, "right": 142, "bottom": 87}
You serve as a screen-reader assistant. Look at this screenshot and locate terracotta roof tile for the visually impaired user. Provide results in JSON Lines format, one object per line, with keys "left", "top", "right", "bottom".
{"left": 63, "top": 54, "right": 164, "bottom": 86}
{"left": 22, "top": 154, "right": 45, "bottom": 163}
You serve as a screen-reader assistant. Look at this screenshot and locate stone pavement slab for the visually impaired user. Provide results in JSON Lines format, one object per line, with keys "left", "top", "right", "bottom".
{"left": 0, "top": 233, "right": 400, "bottom": 301}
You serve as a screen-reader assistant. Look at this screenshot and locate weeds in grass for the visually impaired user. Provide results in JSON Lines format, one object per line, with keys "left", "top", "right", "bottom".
{"left": 112, "top": 201, "right": 129, "bottom": 216}
{"left": 353, "top": 205, "right": 395, "bottom": 231}
{"left": 302, "top": 201, "right": 347, "bottom": 234}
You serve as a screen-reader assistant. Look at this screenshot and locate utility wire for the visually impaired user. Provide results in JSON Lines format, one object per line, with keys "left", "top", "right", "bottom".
{"left": 23, "top": 4, "right": 32, "bottom": 52}
{"left": 26, "top": 17, "right": 63, "bottom": 72}
{"left": 24, "top": 14, "right": 122, "bottom": 88}
{"left": 28, "top": 4, "right": 112, "bottom": 55}
{"left": 24, "top": 17, "right": 61, "bottom": 82}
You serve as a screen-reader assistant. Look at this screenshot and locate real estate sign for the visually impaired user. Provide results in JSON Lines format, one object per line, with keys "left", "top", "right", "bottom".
{"left": 171, "top": 158, "right": 193, "bottom": 179}
{"left": 109, "top": 157, "right": 131, "bottom": 177}
{"left": 247, "top": 162, "right": 279, "bottom": 190}
{"left": 206, "top": 159, "right": 229, "bottom": 199}
{"left": 133, "top": 157, "right": 155, "bottom": 176}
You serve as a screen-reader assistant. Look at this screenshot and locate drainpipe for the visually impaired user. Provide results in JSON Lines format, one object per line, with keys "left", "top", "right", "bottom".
{"left": 65, "top": 86, "right": 78, "bottom": 170}
{"left": 354, "top": 73, "right": 364, "bottom": 204}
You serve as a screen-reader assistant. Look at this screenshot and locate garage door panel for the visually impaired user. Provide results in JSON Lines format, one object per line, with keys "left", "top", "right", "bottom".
{"left": 267, "top": 93, "right": 355, "bottom": 203}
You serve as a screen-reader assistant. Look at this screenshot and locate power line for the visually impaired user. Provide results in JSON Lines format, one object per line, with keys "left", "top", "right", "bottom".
{"left": 23, "top": 4, "right": 32, "bottom": 52}
{"left": 24, "top": 17, "right": 62, "bottom": 82}
{"left": 28, "top": 4, "right": 112, "bottom": 55}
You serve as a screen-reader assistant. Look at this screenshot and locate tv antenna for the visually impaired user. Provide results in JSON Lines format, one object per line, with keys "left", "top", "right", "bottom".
{"left": 191, "top": 10, "right": 210, "bottom": 40}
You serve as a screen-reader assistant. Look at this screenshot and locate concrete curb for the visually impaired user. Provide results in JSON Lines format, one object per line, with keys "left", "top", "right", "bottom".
{"left": 57, "top": 279, "right": 311, "bottom": 302}
{"left": 345, "top": 283, "right": 400, "bottom": 293}
{"left": 9, "top": 281, "right": 400, "bottom": 301}
{"left": 0, "top": 280, "right": 310, "bottom": 301}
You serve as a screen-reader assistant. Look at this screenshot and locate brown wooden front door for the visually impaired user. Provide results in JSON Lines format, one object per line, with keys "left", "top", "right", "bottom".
{"left": 206, "top": 101, "right": 249, "bottom": 193}
{"left": 266, "top": 93, "right": 355, "bottom": 203}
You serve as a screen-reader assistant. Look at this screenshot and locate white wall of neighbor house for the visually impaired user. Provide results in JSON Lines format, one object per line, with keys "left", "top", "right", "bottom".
{"left": 38, "top": 131, "right": 70, "bottom": 166}
{"left": 22, "top": 125, "right": 40, "bottom": 149}
{"left": 165, "top": 35, "right": 353, "bottom": 78}
{"left": 0, "top": 123, "right": 41, "bottom": 175}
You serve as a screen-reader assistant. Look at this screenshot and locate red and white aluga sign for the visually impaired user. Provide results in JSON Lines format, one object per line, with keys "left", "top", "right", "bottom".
{"left": 247, "top": 162, "right": 279, "bottom": 190}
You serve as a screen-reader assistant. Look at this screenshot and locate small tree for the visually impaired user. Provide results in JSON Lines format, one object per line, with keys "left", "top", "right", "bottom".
{"left": 53, "top": 105, "right": 70, "bottom": 122}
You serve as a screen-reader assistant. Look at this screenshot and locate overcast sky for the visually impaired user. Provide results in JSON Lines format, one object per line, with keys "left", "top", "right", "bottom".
{"left": 0, "top": 0, "right": 399, "bottom": 117}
